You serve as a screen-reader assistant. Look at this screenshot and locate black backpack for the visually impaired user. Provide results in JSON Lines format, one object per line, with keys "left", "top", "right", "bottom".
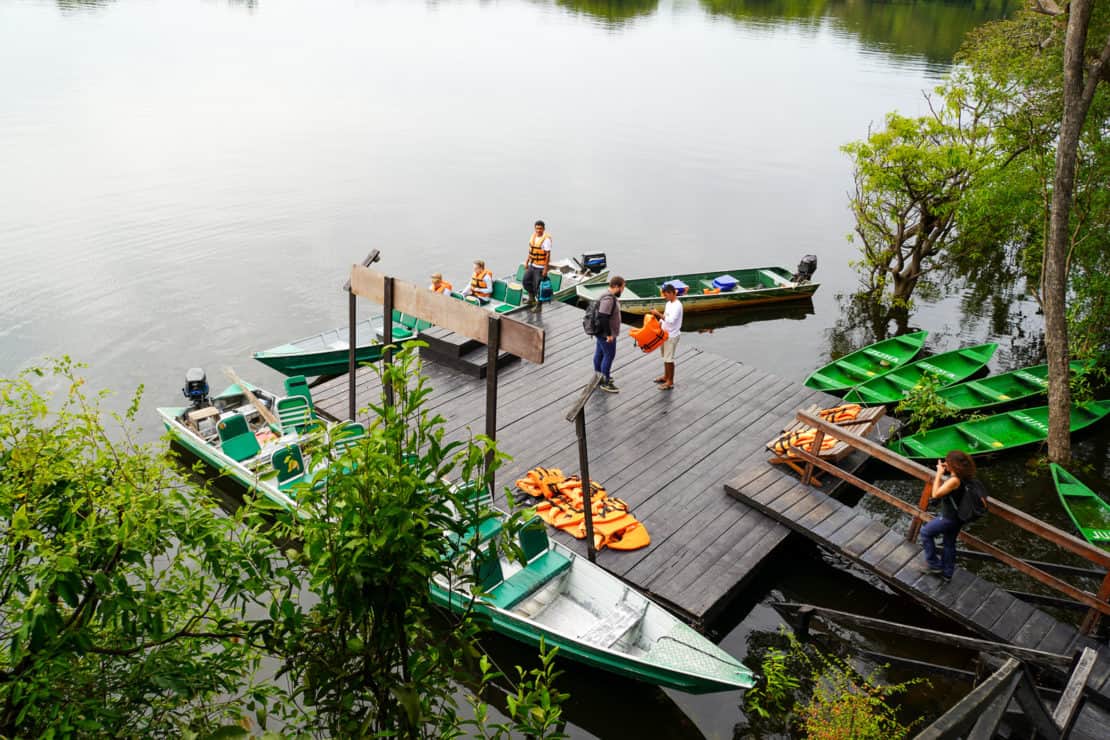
{"left": 583, "top": 299, "right": 605, "bottom": 336}
{"left": 956, "top": 479, "right": 989, "bottom": 524}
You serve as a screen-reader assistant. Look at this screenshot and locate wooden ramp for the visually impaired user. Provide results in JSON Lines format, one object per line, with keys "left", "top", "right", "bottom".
{"left": 312, "top": 301, "right": 884, "bottom": 625}
{"left": 726, "top": 464, "right": 1110, "bottom": 717}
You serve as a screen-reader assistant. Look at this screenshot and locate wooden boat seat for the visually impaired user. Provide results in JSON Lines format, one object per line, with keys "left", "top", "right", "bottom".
{"left": 488, "top": 551, "right": 572, "bottom": 610}
{"left": 1009, "top": 413, "right": 1048, "bottom": 435}
{"left": 860, "top": 347, "right": 899, "bottom": 365}
{"left": 579, "top": 598, "right": 647, "bottom": 649}
{"left": 898, "top": 437, "right": 936, "bottom": 457}
{"left": 767, "top": 404, "right": 886, "bottom": 484}
{"left": 852, "top": 382, "right": 906, "bottom": 403}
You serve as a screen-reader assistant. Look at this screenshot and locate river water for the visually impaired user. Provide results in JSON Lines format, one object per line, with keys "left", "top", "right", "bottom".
{"left": 9, "top": 0, "right": 1110, "bottom": 737}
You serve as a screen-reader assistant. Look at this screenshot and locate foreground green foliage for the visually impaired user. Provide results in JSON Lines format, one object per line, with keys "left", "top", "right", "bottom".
{"left": 895, "top": 376, "right": 959, "bottom": 434}
{"left": 0, "top": 357, "right": 289, "bottom": 736}
{"left": 0, "top": 354, "right": 566, "bottom": 737}
{"left": 740, "top": 631, "right": 923, "bottom": 740}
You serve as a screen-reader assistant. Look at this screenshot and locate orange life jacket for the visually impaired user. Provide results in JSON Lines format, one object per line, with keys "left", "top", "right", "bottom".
{"left": 431, "top": 279, "right": 453, "bottom": 294}
{"left": 771, "top": 429, "right": 838, "bottom": 457}
{"left": 818, "top": 404, "right": 862, "bottom": 424}
{"left": 470, "top": 269, "right": 493, "bottom": 299}
{"left": 629, "top": 314, "right": 669, "bottom": 353}
{"left": 528, "top": 233, "right": 551, "bottom": 267}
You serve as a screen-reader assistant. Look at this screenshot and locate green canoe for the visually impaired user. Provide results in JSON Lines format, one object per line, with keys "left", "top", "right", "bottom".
{"left": 430, "top": 501, "right": 755, "bottom": 694}
{"left": 888, "top": 401, "right": 1110, "bottom": 459}
{"left": 936, "top": 361, "right": 1092, "bottom": 412}
{"left": 575, "top": 266, "right": 819, "bottom": 316}
{"left": 842, "top": 343, "right": 998, "bottom": 405}
{"left": 1051, "top": 464, "right": 1110, "bottom": 549}
{"left": 804, "top": 331, "right": 928, "bottom": 392}
{"left": 253, "top": 317, "right": 404, "bottom": 378}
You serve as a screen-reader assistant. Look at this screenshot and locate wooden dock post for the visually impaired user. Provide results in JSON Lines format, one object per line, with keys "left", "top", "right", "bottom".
{"left": 566, "top": 374, "right": 603, "bottom": 563}
{"left": 485, "top": 315, "right": 500, "bottom": 499}
{"left": 344, "top": 250, "right": 380, "bottom": 421}
{"left": 382, "top": 276, "right": 395, "bottom": 408}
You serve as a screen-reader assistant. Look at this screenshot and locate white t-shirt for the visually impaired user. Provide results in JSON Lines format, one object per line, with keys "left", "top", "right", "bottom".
{"left": 662, "top": 299, "right": 683, "bottom": 337}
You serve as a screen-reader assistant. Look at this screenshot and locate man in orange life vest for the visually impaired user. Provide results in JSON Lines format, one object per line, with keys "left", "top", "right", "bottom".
{"left": 429, "top": 272, "right": 452, "bottom": 295}
{"left": 461, "top": 259, "right": 494, "bottom": 304}
{"left": 523, "top": 220, "right": 551, "bottom": 313}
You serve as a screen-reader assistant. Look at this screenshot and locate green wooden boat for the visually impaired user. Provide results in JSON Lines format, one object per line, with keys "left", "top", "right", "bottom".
{"left": 937, "top": 361, "right": 1092, "bottom": 412}
{"left": 254, "top": 317, "right": 409, "bottom": 378}
{"left": 429, "top": 498, "right": 755, "bottom": 694}
{"left": 161, "top": 383, "right": 753, "bottom": 693}
{"left": 842, "top": 343, "right": 998, "bottom": 405}
{"left": 575, "top": 266, "right": 819, "bottom": 315}
{"left": 158, "top": 377, "right": 349, "bottom": 515}
{"left": 888, "top": 401, "right": 1110, "bottom": 459}
{"left": 1051, "top": 464, "right": 1110, "bottom": 549}
{"left": 804, "top": 331, "right": 928, "bottom": 392}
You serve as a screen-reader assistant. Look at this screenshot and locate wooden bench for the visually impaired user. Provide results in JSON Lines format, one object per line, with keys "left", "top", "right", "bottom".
{"left": 767, "top": 404, "right": 886, "bottom": 485}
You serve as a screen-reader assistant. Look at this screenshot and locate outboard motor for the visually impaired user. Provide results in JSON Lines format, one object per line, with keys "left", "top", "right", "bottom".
{"left": 793, "top": 254, "right": 818, "bottom": 283}
{"left": 580, "top": 252, "right": 607, "bottom": 273}
{"left": 182, "top": 368, "right": 210, "bottom": 410}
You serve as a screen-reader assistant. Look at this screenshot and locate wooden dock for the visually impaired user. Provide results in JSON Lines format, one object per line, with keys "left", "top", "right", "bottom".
{"left": 312, "top": 300, "right": 887, "bottom": 625}
{"left": 726, "top": 463, "right": 1110, "bottom": 717}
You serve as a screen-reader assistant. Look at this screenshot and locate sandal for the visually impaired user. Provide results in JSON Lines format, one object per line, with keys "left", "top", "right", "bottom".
{"left": 658, "top": 384, "right": 674, "bottom": 391}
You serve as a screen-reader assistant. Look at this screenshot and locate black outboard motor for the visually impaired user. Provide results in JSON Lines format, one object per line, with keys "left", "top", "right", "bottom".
{"left": 580, "top": 252, "right": 607, "bottom": 273}
{"left": 793, "top": 254, "right": 818, "bottom": 283}
{"left": 182, "top": 368, "right": 210, "bottom": 410}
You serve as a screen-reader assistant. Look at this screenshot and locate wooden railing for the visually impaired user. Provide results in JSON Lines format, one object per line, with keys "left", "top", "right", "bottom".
{"left": 791, "top": 410, "right": 1110, "bottom": 635}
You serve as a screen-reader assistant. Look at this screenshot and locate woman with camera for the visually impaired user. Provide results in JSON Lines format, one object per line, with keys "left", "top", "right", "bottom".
{"left": 921, "top": 450, "right": 978, "bottom": 583}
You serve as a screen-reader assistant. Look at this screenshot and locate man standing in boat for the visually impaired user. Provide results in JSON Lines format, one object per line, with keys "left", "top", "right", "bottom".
{"left": 523, "top": 220, "right": 551, "bottom": 313}
{"left": 594, "top": 276, "right": 624, "bottom": 393}
{"left": 650, "top": 284, "right": 683, "bottom": 390}
{"left": 461, "top": 259, "right": 494, "bottom": 304}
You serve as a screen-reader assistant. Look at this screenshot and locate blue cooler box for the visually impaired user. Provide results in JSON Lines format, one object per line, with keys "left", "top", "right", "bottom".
{"left": 663, "top": 279, "right": 688, "bottom": 296}
{"left": 712, "top": 274, "right": 739, "bottom": 291}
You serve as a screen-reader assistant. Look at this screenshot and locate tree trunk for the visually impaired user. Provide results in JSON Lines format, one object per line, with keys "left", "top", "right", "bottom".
{"left": 1044, "top": 0, "right": 1099, "bottom": 464}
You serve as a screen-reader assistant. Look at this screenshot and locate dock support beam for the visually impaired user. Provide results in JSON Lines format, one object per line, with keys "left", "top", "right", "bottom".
{"left": 382, "top": 276, "right": 395, "bottom": 408}
{"left": 566, "top": 374, "right": 603, "bottom": 563}
{"left": 485, "top": 315, "right": 500, "bottom": 500}
{"left": 344, "top": 249, "right": 380, "bottom": 422}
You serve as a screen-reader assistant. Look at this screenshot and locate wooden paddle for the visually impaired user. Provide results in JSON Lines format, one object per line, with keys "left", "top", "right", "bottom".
{"left": 222, "top": 367, "right": 280, "bottom": 427}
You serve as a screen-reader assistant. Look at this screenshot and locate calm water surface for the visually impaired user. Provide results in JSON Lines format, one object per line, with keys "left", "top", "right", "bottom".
{"left": 10, "top": 1, "right": 1108, "bottom": 738}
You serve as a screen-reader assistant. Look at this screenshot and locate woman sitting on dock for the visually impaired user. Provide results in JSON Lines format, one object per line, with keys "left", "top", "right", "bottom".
{"left": 921, "top": 450, "right": 977, "bottom": 583}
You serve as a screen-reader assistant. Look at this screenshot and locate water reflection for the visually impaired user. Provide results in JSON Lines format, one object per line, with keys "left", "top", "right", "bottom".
{"left": 700, "top": 0, "right": 1020, "bottom": 64}
{"left": 679, "top": 300, "right": 814, "bottom": 333}
{"left": 556, "top": 0, "right": 659, "bottom": 26}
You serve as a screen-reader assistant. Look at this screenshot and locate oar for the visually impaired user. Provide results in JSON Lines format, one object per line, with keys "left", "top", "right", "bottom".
{"left": 222, "top": 367, "right": 280, "bottom": 427}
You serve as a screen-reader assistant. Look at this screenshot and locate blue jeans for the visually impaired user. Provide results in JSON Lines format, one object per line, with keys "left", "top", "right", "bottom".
{"left": 921, "top": 516, "right": 962, "bottom": 578}
{"left": 593, "top": 336, "right": 616, "bottom": 381}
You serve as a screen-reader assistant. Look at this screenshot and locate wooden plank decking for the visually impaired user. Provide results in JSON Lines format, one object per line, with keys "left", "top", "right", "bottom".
{"left": 726, "top": 463, "right": 1110, "bottom": 717}
{"left": 312, "top": 300, "right": 878, "bottom": 625}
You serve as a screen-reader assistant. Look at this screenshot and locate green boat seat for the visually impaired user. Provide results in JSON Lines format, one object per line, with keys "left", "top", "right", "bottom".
{"left": 898, "top": 437, "right": 936, "bottom": 457}
{"left": 273, "top": 444, "right": 307, "bottom": 491}
{"left": 494, "top": 304, "right": 516, "bottom": 314}
{"left": 914, "top": 362, "right": 958, "bottom": 382}
{"left": 852, "top": 383, "right": 898, "bottom": 403}
{"left": 519, "top": 517, "right": 550, "bottom": 561}
{"left": 1013, "top": 371, "right": 1048, "bottom": 388}
{"left": 861, "top": 348, "right": 899, "bottom": 365}
{"left": 448, "top": 516, "right": 504, "bottom": 554}
{"left": 474, "top": 544, "right": 504, "bottom": 593}
{"left": 547, "top": 273, "right": 563, "bottom": 293}
{"left": 400, "top": 313, "right": 418, "bottom": 330}
{"left": 284, "top": 375, "right": 315, "bottom": 413}
{"left": 391, "top": 309, "right": 403, "bottom": 323}
{"left": 960, "top": 380, "right": 998, "bottom": 399}
{"left": 1010, "top": 413, "right": 1048, "bottom": 435}
{"left": 413, "top": 318, "right": 433, "bottom": 332}
{"left": 333, "top": 421, "right": 366, "bottom": 455}
{"left": 450, "top": 291, "right": 466, "bottom": 300}
{"left": 276, "top": 396, "right": 313, "bottom": 435}
{"left": 504, "top": 283, "right": 523, "bottom": 307}
{"left": 954, "top": 423, "right": 1005, "bottom": 450}
{"left": 490, "top": 280, "right": 508, "bottom": 303}
{"left": 515, "top": 264, "right": 526, "bottom": 282}
{"left": 489, "top": 550, "right": 571, "bottom": 610}
{"left": 218, "top": 413, "right": 261, "bottom": 462}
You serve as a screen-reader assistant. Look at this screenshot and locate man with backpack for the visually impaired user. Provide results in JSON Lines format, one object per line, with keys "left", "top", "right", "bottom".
{"left": 587, "top": 276, "right": 625, "bottom": 393}
{"left": 921, "top": 450, "right": 988, "bottom": 583}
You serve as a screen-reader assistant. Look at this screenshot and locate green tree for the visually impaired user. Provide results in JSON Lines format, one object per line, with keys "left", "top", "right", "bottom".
{"left": 0, "top": 358, "right": 291, "bottom": 736}
{"left": 268, "top": 347, "right": 566, "bottom": 738}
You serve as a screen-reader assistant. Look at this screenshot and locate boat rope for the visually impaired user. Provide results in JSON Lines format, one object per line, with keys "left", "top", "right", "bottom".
{"left": 655, "top": 635, "right": 743, "bottom": 668}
